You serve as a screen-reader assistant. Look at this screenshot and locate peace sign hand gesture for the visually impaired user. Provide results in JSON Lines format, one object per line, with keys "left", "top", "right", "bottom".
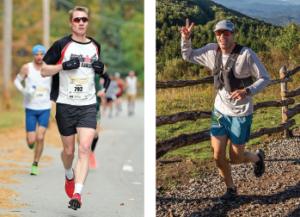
{"left": 179, "top": 19, "right": 194, "bottom": 40}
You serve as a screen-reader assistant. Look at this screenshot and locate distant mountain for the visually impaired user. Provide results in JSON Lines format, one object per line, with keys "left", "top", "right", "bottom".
{"left": 156, "top": 0, "right": 283, "bottom": 71}
{"left": 254, "top": 15, "right": 300, "bottom": 26}
{"left": 212, "top": 0, "right": 300, "bottom": 6}
{"left": 211, "top": 0, "right": 300, "bottom": 26}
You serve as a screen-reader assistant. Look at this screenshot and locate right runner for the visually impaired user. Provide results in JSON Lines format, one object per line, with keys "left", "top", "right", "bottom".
{"left": 125, "top": 70, "right": 138, "bottom": 116}
{"left": 180, "top": 19, "right": 271, "bottom": 204}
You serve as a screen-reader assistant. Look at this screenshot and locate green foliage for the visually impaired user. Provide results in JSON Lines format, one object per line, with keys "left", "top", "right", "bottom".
{"left": 155, "top": 0, "right": 286, "bottom": 72}
{"left": 0, "top": 0, "right": 144, "bottom": 81}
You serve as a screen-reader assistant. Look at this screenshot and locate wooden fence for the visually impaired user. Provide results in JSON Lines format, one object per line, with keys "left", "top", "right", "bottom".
{"left": 156, "top": 66, "right": 300, "bottom": 159}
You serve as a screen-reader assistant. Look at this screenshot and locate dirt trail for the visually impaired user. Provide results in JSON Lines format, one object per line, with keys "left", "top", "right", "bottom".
{"left": 156, "top": 137, "right": 300, "bottom": 217}
{"left": 0, "top": 121, "right": 60, "bottom": 212}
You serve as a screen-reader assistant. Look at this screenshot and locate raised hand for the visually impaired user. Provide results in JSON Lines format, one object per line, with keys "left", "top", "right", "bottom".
{"left": 179, "top": 19, "right": 194, "bottom": 40}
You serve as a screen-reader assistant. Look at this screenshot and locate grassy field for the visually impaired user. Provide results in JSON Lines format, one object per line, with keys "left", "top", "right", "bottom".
{"left": 156, "top": 68, "right": 300, "bottom": 160}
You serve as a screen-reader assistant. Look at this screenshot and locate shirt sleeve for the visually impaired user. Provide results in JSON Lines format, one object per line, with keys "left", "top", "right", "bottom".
{"left": 43, "top": 41, "right": 62, "bottom": 65}
{"left": 247, "top": 49, "right": 271, "bottom": 96}
{"left": 181, "top": 38, "right": 217, "bottom": 69}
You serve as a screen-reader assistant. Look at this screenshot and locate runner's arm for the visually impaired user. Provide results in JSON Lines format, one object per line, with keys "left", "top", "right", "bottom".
{"left": 247, "top": 49, "right": 271, "bottom": 96}
{"left": 14, "top": 64, "right": 28, "bottom": 92}
{"left": 181, "top": 38, "right": 217, "bottom": 68}
{"left": 41, "top": 62, "right": 63, "bottom": 77}
{"left": 100, "top": 72, "right": 110, "bottom": 92}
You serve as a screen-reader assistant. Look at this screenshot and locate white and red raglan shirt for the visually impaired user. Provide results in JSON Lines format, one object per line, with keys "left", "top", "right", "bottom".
{"left": 43, "top": 35, "right": 101, "bottom": 106}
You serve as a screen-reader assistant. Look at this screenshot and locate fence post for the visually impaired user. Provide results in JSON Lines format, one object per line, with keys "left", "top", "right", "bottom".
{"left": 280, "top": 65, "right": 289, "bottom": 137}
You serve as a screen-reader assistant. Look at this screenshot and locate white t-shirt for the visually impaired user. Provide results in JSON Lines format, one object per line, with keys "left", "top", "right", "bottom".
{"left": 23, "top": 62, "right": 52, "bottom": 110}
{"left": 43, "top": 35, "right": 101, "bottom": 106}
{"left": 181, "top": 38, "right": 271, "bottom": 117}
{"left": 126, "top": 76, "right": 137, "bottom": 94}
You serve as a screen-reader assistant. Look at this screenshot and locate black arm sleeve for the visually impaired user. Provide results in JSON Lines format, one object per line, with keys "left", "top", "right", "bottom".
{"left": 43, "top": 41, "right": 62, "bottom": 65}
{"left": 101, "top": 72, "right": 110, "bottom": 91}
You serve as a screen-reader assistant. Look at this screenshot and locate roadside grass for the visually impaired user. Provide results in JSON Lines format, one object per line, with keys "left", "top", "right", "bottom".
{"left": 156, "top": 74, "right": 300, "bottom": 160}
{"left": 0, "top": 90, "right": 25, "bottom": 130}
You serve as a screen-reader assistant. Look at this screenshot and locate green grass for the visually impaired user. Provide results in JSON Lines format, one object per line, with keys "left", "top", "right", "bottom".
{"left": 156, "top": 81, "right": 300, "bottom": 160}
{"left": 0, "top": 91, "right": 25, "bottom": 130}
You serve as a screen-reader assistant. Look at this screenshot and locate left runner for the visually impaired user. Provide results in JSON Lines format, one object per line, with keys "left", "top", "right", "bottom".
{"left": 14, "top": 45, "right": 52, "bottom": 175}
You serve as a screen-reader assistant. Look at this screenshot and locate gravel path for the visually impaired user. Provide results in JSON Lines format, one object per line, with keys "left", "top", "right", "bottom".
{"left": 156, "top": 137, "right": 300, "bottom": 217}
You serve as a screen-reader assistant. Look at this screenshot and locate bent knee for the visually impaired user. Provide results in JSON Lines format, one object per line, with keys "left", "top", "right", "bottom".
{"left": 27, "top": 138, "right": 36, "bottom": 145}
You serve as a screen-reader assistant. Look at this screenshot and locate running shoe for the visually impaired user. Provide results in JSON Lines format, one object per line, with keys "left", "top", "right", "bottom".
{"left": 68, "top": 193, "right": 82, "bottom": 210}
{"left": 219, "top": 187, "right": 237, "bottom": 204}
{"left": 253, "top": 149, "right": 265, "bottom": 177}
{"left": 65, "top": 169, "right": 75, "bottom": 198}
{"left": 28, "top": 142, "right": 36, "bottom": 150}
{"left": 30, "top": 165, "right": 39, "bottom": 175}
{"left": 89, "top": 152, "right": 98, "bottom": 169}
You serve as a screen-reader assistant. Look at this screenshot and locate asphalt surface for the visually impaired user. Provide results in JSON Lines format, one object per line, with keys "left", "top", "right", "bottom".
{"left": 0, "top": 100, "right": 144, "bottom": 217}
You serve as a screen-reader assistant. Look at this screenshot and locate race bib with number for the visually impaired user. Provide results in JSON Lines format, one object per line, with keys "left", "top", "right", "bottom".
{"left": 32, "top": 87, "right": 47, "bottom": 100}
{"left": 68, "top": 77, "right": 89, "bottom": 99}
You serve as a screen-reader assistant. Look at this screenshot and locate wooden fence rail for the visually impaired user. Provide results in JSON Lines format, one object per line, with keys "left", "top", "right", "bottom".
{"left": 156, "top": 119, "right": 296, "bottom": 159}
{"left": 156, "top": 76, "right": 293, "bottom": 90}
{"left": 156, "top": 65, "right": 300, "bottom": 158}
{"left": 157, "top": 99, "right": 295, "bottom": 127}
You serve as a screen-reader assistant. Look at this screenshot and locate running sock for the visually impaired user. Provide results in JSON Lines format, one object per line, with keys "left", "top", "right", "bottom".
{"left": 32, "top": 162, "right": 38, "bottom": 166}
{"left": 91, "top": 137, "right": 98, "bottom": 152}
{"left": 74, "top": 183, "right": 84, "bottom": 195}
{"left": 65, "top": 168, "right": 74, "bottom": 180}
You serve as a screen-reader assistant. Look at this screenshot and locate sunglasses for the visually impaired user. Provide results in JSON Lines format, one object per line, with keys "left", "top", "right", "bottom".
{"left": 214, "top": 30, "right": 232, "bottom": 36}
{"left": 70, "top": 17, "right": 89, "bottom": 23}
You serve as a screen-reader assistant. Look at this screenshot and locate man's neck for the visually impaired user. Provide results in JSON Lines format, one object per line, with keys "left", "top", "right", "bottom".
{"left": 71, "top": 33, "right": 89, "bottom": 43}
{"left": 33, "top": 61, "right": 43, "bottom": 71}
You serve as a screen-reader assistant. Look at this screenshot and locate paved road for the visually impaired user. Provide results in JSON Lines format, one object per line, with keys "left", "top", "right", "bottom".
{"left": 0, "top": 100, "right": 144, "bottom": 217}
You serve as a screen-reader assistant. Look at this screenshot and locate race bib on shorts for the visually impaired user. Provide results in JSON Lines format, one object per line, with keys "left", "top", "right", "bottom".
{"left": 211, "top": 111, "right": 223, "bottom": 128}
{"left": 32, "top": 87, "right": 47, "bottom": 100}
{"left": 68, "top": 77, "right": 89, "bottom": 99}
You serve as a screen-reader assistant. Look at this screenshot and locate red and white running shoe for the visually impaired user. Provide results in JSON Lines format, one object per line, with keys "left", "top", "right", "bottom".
{"left": 68, "top": 193, "right": 82, "bottom": 210}
{"left": 65, "top": 169, "right": 75, "bottom": 198}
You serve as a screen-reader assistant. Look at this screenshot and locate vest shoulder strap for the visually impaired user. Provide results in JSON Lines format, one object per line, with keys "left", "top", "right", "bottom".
{"left": 224, "top": 44, "right": 244, "bottom": 71}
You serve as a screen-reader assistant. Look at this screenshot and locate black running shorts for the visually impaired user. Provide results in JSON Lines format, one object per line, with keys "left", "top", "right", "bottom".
{"left": 55, "top": 103, "right": 97, "bottom": 136}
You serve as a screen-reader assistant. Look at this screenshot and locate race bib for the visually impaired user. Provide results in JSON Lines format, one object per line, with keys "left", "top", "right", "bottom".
{"left": 68, "top": 77, "right": 89, "bottom": 99}
{"left": 32, "top": 87, "right": 47, "bottom": 100}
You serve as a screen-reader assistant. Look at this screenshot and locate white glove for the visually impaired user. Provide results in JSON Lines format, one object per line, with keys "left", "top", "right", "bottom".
{"left": 22, "top": 88, "right": 35, "bottom": 99}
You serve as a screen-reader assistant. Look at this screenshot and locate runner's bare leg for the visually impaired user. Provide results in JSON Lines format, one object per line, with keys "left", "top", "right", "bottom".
{"left": 211, "top": 135, "right": 234, "bottom": 189}
{"left": 34, "top": 126, "right": 47, "bottom": 162}
{"left": 75, "top": 127, "right": 95, "bottom": 184}
{"left": 60, "top": 135, "right": 75, "bottom": 170}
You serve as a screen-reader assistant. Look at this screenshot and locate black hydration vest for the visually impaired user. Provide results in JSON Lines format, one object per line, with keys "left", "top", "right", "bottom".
{"left": 213, "top": 44, "right": 253, "bottom": 93}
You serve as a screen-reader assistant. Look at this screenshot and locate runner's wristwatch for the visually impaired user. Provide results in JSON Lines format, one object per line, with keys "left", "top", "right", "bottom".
{"left": 244, "top": 87, "right": 251, "bottom": 96}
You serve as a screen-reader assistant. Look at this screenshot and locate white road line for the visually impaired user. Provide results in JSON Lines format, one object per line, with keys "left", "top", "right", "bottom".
{"left": 131, "top": 182, "right": 141, "bottom": 185}
{"left": 122, "top": 164, "right": 133, "bottom": 172}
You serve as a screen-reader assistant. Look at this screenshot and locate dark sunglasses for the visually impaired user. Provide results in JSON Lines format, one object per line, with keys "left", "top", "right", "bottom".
{"left": 214, "top": 30, "right": 232, "bottom": 36}
{"left": 70, "top": 17, "right": 89, "bottom": 23}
